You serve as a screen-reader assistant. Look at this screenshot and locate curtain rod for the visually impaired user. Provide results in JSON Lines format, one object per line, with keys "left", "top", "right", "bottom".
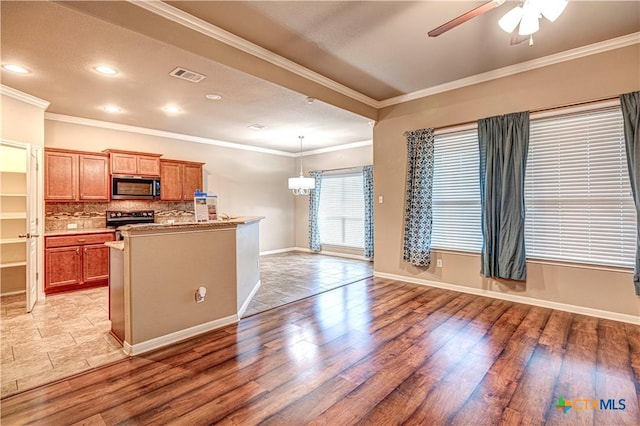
{"left": 313, "top": 165, "right": 368, "bottom": 174}
{"left": 433, "top": 96, "right": 621, "bottom": 135}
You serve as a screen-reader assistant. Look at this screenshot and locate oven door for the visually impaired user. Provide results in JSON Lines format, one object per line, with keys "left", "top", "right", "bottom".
{"left": 112, "top": 175, "right": 160, "bottom": 200}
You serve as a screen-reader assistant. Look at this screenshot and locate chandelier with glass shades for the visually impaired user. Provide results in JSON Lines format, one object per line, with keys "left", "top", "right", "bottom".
{"left": 498, "top": 0, "right": 568, "bottom": 37}
{"left": 288, "top": 136, "right": 315, "bottom": 196}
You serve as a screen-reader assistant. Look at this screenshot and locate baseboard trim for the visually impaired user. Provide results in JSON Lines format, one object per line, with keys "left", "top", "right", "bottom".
{"left": 0, "top": 290, "right": 26, "bottom": 297}
{"left": 260, "top": 247, "right": 297, "bottom": 256}
{"left": 238, "top": 280, "right": 261, "bottom": 317}
{"left": 293, "top": 247, "right": 372, "bottom": 262}
{"left": 123, "top": 314, "right": 239, "bottom": 355}
{"left": 374, "top": 271, "right": 640, "bottom": 325}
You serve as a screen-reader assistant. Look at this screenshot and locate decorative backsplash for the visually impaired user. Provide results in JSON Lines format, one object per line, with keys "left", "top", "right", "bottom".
{"left": 45, "top": 200, "right": 195, "bottom": 231}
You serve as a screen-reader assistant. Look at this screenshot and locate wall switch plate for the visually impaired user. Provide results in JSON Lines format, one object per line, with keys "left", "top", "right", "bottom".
{"left": 67, "top": 223, "right": 77, "bottom": 229}
{"left": 378, "top": 196, "right": 384, "bottom": 204}
{"left": 436, "top": 259, "right": 443, "bottom": 268}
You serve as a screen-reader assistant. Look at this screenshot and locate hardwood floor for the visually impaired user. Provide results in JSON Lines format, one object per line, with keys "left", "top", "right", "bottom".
{"left": 2, "top": 277, "right": 639, "bottom": 425}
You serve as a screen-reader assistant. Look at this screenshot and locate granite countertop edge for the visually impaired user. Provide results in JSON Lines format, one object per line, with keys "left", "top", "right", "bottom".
{"left": 118, "top": 216, "right": 265, "bottom": 232}
{"left": 104, "top": 241, "right": 125, "bottom": 251}
{"left": 45, "top": 228, "right": 115, "bottom": 237}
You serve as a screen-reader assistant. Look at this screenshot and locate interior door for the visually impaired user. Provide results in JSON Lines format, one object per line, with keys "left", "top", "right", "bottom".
{"left": 26, "top": 145, "right": 40, "bottom": 312}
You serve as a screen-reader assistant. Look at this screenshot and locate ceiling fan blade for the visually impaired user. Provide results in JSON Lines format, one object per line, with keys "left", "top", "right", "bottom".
{"left": 510, "top": 24, "right": 529, "bottom": 45}
{"left": 428, "top": 0, "right": 506, "bottom": 37}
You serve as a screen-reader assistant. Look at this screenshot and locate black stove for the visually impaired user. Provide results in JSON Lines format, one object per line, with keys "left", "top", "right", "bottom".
{"left": 106, "top": 211, "right": 155, "bottom": 238}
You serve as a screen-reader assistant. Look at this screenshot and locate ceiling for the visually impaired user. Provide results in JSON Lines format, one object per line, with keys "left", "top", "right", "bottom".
{"left": 1, "top": 1, "right": 638, "bottom": 154}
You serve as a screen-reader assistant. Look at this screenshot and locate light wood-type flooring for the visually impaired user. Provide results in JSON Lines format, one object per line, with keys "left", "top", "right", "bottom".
{"left": 2, "top": 277, "right": 639, "bottom": 425}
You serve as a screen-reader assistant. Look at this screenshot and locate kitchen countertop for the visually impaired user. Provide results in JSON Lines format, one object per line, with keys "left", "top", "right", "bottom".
{"left": 45, "top": 228, "right": 115, "bottom": 237}
{"left": 118, "top": 216, "right": 264, "bottom": 232}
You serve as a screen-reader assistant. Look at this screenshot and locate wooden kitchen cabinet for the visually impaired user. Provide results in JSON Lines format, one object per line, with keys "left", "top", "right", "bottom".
{"left": 45, "top": 150, "right": 76, "bottom": 201}
{"left": 160, "top": 159, "right": 204, "bottom": 201}
{"left": 45, "top": 148, "right": 110, "bottom": 202}
{"left": 106, "top": 150, "right": 162, "bottom": 176}
{"left": 45, "top": 232, "right": 114, "bottom": 294}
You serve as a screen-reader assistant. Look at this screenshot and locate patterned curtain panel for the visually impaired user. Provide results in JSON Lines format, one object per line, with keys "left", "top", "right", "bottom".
{"left": 620, "top": 91, "right": 640, "bottom": 295}
{"left": 308, "top": 171, "right": 323, "bottom": 252}
{"left": 363, "top": 165, "right": 374, "bottom": 259}
{"left": 403, "top": 128, "right": 435, "bottom": 267}
{"left": 478, "top": 111, "right": 529, "bottom": 281}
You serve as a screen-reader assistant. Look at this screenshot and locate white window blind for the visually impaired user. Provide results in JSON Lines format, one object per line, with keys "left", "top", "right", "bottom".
{"left": 431, "top": 129, "right": 483, "bottom": 252}
{"left": 318, "top": 173, "right": 365, "bottom": 249}
{"left": 524, "top": 107, "right": 636, "bottom": 267}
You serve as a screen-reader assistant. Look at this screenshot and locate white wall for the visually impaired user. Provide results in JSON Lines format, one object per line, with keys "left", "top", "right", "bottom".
{"left": 45, "top": 119, "right": 296, "bottom": 252}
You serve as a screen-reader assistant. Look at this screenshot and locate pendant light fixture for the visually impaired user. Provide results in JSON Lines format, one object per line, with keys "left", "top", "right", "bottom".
{"left": 288, "top": 136, "right": 315, "bottom": 196}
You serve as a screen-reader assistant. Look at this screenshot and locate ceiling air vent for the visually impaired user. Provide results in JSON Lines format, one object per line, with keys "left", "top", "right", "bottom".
{"left": 169, "top": 67, "right": 206, "bottom": 83}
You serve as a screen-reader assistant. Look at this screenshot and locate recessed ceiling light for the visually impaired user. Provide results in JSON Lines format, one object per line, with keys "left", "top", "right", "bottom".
{"left": 103, "top": 105, "right": 122, "bottom": 113}
{"left": 2, "top": 64, "right": 30, "bottom": 74}
{"left": 163, "top": 105, "right": 182, "bottom": 114}
{"left": 248, "top": 124, "right": 268, "bottom": 131}
{"left": 205, "top": 93, "right": 223, "bottom": 101}
{"left": 94, "top": 65, "right": 118, "bottom": 76}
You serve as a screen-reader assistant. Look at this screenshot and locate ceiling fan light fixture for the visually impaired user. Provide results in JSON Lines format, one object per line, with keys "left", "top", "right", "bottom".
{"left": 539, "top": 0, "right": 567, "bottom": 22}
{"left": 498, "top": 6, "right": 524, "bottom": 33}
{"left": 518, "top": 6, "right": 540, "bottom": 36}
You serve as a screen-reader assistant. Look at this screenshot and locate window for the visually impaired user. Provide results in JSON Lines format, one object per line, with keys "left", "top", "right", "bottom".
{"left": 524, "top": 107, "right": 636, "bottom": 267}
{"left": 318, "top": 173, "right": 365, "bottom": 249}
{"left": 431, "top": 129, "right": 483, "bottom": 252}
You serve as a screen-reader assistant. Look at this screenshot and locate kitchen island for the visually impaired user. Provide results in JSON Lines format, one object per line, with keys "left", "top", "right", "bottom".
{"left": 107, "top": 217, "right": 263, "bottom": 354}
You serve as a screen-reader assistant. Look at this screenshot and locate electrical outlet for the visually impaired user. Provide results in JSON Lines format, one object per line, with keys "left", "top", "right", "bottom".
{"left": 67, "top": 223, "right": 77, "bottom": 229}
{"left": 436, "top": 259, "right": 443, "bottom": 268}
{"left": 167, "top": 219, "right": 175, "bottom": 225}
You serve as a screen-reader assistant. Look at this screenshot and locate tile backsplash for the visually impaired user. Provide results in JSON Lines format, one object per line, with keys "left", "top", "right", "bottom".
{"left": 45, "top": 200, "right": 195, "bottom": 231}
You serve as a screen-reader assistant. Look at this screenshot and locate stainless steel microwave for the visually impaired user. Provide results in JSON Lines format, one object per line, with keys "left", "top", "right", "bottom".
{"left": 112, "top": 175, "right": 161, "bottom": 200}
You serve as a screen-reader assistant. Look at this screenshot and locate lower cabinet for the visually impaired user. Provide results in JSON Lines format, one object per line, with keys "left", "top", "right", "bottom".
{"left": 45, "top": 232, "right": 114, "bottom": 294}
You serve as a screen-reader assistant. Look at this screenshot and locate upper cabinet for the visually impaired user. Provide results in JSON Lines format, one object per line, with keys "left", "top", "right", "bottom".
{"left": 105, "top": 150, "right": 162, "bottom": 176}
{"left": 45, "top": 148, "right": 110, "bottom": 202}
{"left": 160, "top": 160, "right": 204, "bottom": 201}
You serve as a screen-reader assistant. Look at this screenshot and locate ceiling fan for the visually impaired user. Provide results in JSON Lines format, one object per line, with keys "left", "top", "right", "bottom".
{"left": 428, "top": 0, "right": 568, "bottom": 46}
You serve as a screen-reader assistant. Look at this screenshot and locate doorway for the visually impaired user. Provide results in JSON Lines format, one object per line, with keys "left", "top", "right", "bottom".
{"left": 0, "top": 140, "right": 41, "bottom": 312}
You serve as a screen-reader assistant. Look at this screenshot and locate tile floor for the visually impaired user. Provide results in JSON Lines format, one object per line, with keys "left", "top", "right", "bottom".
{"left": 243, "top": 251, "right": 373, "bottom": 317}
{"left": 0, "top": 252, "right": 373, "bottom": 398}
{"left": 0, "top": 288, "right": 127, "bottom": 398}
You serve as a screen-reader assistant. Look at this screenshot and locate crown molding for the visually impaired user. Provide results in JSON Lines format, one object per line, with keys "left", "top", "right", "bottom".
{"left": 45, "top": 113, "right": 299, "bottom": 157}
{"left": 1, "top": 85, "right": 50, "bottom": 109}
{"left": 378, "top": 32, "right": 640, "bottom": 108}
{"left": 128, "top": 2, "right": 640, "bottom": 111}
{"left": 130, "top": 0, "right": 379, "bottom": 108}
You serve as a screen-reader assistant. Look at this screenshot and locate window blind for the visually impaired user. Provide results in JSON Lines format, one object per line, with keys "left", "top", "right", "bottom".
{"left": 318, "top": 173, "right": 365, "bottom": 249}
{"left": 524, "top": 107, "right": 636, "bottom": 267}
{"left": 431, "top": 129, "right": 483, "bottom": 252}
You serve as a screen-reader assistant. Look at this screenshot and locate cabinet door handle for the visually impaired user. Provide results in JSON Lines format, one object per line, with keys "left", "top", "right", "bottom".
{"left": 84, "top": 247, "right": 87, "bottom": 254}
{"left": 76, "top": 247, "right": 80, "bottom": 254}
